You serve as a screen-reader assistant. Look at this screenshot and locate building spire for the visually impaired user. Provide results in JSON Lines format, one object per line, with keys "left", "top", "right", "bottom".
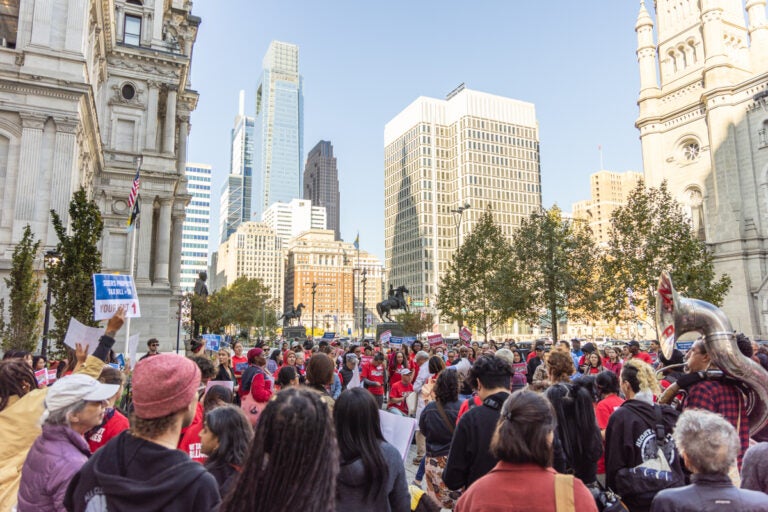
{"left": 636, "top": 0, "right": 659, "bottom": 101}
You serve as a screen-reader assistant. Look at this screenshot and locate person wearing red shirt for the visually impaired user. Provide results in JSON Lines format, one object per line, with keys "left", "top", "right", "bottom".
{"left": 387, "top": 368, "right": 414, "bottom": 415}
{"left": 593, "top": 371, "right": 624, "bottom": 484}
{"left": 626, "top": 340, "right": 653, "bottom": 365}
{"left": 179, "top": 385, "right": 233, "bottom": 463}
{"left": 388, "top": 350, "right": 408, "bottom": 388}
{"left": 85, "top": 366, "right": 129, "bottom": 453}
{"left": 231, "top": 341, "right": 247, "bottom": 384}
{"left": 361, "top": 352, "right": 386, "bottom": 409}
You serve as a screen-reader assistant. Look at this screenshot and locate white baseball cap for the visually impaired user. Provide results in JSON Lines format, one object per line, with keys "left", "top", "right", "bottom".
{"left": 398, "top": 368, "right": 413, "bottom": 375}
{"left": 45, "top": 373, "right": 120, "bottom": 412}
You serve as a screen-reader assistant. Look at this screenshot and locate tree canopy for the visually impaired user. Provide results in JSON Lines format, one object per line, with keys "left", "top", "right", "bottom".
{"left": 1, "top": 225, "right": 42, "bottom": 352}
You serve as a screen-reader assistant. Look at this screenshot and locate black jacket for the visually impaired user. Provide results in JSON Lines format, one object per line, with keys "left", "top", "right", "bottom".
{"left": 527, "top": 356, "right": 542, "bottom": 384}
{"left": 605, "top": 400, "right": 684, "bottom": 512}
{"left": 419, "top": 399, "right": 461, "bottom": 457}
{"left": 443, "top": 391, "right": 509, "bottom": 490}
{"left": 339, "top": 365, "right": 355, "bottom": 390}
{"left": 651, "top": 473, "right": 768, "bottom": 512}
{"left": 64, "top": 430, "right": 220, "bottom": 512}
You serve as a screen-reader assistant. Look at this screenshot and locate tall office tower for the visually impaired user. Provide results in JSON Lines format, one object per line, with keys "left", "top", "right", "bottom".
{"left": 180, "top": 163, "right": 212, "bottom": 292}
{"left": 214, "top": 221, "right": 284, "bottom": 311}
{"left": 262, "top": 198, "right": 327, "bottom": 246}
{"left": 285, "top": 229, "right": 385, "bottom": 334}
{"left": 220, "top": 91, "right": 256, "bottom": 244}
{"left": 304, "top": 140, "right": 341, "bottom": 240}
{"left": 255, "top": 41, "right": 304, "bottom": 218}
{"left": 634, "top": 0, "right": 768, "bottom": 336}
{"left": 384, "top": 85, "right": 542, "bottom": 307}
{"left": 572, "top": 170, "right": 643, "bottom": 246}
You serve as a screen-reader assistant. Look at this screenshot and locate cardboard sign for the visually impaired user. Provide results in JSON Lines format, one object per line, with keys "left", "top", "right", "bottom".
{"left": 428, "top": 334, "right": 444, "bottom": 347}
{"left": 92, "top": 274, "right": 140, "bottom": 321}
{"left": 459, "top": 326, "right": 472, "bottom": 342}
{"left": 380, "top": 330, "right": 392, "bottom": 344}
{"left": 63, "top": 317, "right": 103, "bottom": 355}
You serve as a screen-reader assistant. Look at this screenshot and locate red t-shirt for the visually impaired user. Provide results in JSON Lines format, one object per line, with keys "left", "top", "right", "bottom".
{"left": 388, "top": 381, "right": 413, "bottom": 414}
{"left": 456, "top": 395, "right": 483, "bottom": 424}
{"left": 232, "top": 355, "right": 248, "bottom": 379}
{"left": 595, "top": 394, "right": 625, "bottom": 474}
{"left": 389, "top": 364, "right": 405, "bottom": 387}
{"left": 178, "top": 420, "right": 206, "bottom": 464}
{"left": 86, "top": 408, "right": 130, "bottom": 453}
{"left": 179, "top": 402, "right": 203, "bottom": 445}
{"left": 631, "top": 352, "right": 653, "bottom": 365}
{"left": 361, "top": 362, "right": 385, "bottom": 396}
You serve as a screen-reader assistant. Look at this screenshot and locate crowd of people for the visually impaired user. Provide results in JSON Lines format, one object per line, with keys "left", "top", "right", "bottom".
{"left": 2, "top": 311, "right": 768, "bottom": 511}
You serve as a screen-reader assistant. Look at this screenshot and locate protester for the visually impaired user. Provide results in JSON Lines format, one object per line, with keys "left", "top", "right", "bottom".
{"left": 179, "top": 384, "right": 233, "bottom": 463}
{"left": 455, "top": 390, "right": 598, "bottom": 512}
{"left": 275, "top": 365, "right": 299, "bottom": 389}
{"left": 0, "top": 308, "right": 125, "bottom": 511}
{"left": 581, "top": 351, "right": 605, "bottom": 375}
{"left": 215, "top": 348, "right": 238, "bottom": 391}
{"left": 388, "top": 350, "right": 409, "bottom": 388}
{"left": 266, "top": 348, "right": 282, "bottom": 375}
{"left": 413, "top": 356, "right": 447, "bottom": 483}
{"left": 17, "top": 373, "right": 119, "bottom": 511}
{"left": 603, "top": 346, "right": 623, "bottom": 377}
{"left": 201, "top": 404, "right": 253, "bottom": 494}
{"left": 545, "top": 350, "right": 602, "bottom": 485}
{"left": 339, "top": 353, "right": 358, "bottom": 390}
{"left": 188, "top": 338, "right": 205, "bottom": 356}
{"left": 65, "top": 353, "right": 220, "bottom": 511}
{"left": 361, "top": 351, "right": 387, "bottom": 409}
{"left": 650, "top": 409, "right": 768, "bottom": 512}
{"left": 334, "top": 388, "right": 410, "bottom": 512}
{"left": 32, "top": 355, "right": 47, "bottom": 372}
{"left": 419, "top": 369, "right": 461, "bottom": 509}
{"left": 3, "top": 349, "right": 33, "bottom": 366}
{"left": 605, "top": 360, "right": 684, "bottom": 512}
{"left": 387, "top": 368, "right": 414, "bottom": 416}
{"left": 85, "top": 365, "right": 129, "bottom": 453}
{"left": 239, "top": 347, "right": 274, "bottom": 424}
{"left": 741, "top": 442, "right": 768, "bottom": 494}
{"left": 526, "top": 343, "right": 545, "bottom": 385}
{"left": 594, "top": 370, "right": 624, "bottom": 486}
{"left": 231, "top": 341, "right": 247, "bottom": 383}
{"left": 306, "top": 354, "right": 336, "bottom": 409}
{"left": 647, "top": 340, "right": 661, "bottom": 368}
{"left": 627, "top": 340, "right": 653, "bottom": 365}
{"left": 139, "top": 338, "right": 160, "bottom": 360}
{"left": 530, "top": 350, "right": 551, "bottom": 391}
{"left": 443, "top": 355, "right": 512, "bottom": 491}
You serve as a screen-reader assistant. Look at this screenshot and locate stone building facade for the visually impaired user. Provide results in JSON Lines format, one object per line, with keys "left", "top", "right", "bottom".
{"left": 0, "top": 0, "right": 200, "bottom": 349}
{"left": 635, "top": 0, "right": 768, "bottom": 337}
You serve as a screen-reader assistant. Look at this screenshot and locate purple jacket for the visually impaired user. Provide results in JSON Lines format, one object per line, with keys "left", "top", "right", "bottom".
{"left": 17, "top": 424, "right": 91, "bottom": 512}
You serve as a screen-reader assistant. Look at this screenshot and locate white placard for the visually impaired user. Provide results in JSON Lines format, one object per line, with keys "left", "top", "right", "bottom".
{"left": 127, "top": 333, "right": 140, "bottom": 369}
{"left": 92, "top": 274, "right": 141, "bottom": 321}
{"left": 378, "top": 410, "right": 417, "bottom": 463}
{"left": 63, "top": 317, "right": 104, "bottom": 355}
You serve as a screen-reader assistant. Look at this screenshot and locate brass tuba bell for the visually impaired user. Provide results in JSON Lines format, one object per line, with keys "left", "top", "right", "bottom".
{"left": 656, "top": 271, "right": 768, "bottom": 435}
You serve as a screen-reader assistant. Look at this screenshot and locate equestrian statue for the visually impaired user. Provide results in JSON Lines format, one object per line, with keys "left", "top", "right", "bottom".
{"left": 279, "top": 303, "right": 305, "bottom": 327}
{"left": 376, "top": 285, "right": 409, "bottom": 323}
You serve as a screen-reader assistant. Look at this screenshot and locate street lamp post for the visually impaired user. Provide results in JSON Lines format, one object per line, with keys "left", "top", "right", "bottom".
{"left": 450, "top": 202, "right": 471, "bottom": 328}
{"left": 360, "top": 269, "right": 367, "bottom": 339}
{"left": 42, "top": 250, "right": 61, "bottom": 359}
{"left": 305, "top": 282, "right": 331, "bottom": 340}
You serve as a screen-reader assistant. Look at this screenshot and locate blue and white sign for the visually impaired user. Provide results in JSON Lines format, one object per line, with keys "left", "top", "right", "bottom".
{"left": 322, "top": 332, "right": 336, "bottom": 340}
{"left": 676, "top": 341, "right": 694, "bottom": 352}
{"left": 92, "top": 274, "right": 141, "bottom": 320}
{"left": 202, "top": 334, "right": 222, "bottom": 351}
{"left": 390, "top": 336, "right": 403, "bottom": 347}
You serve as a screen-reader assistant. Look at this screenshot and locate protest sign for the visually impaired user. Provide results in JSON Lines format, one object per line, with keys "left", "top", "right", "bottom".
{"left": 116, "top": 353, "right": 126, "bottom": 370}
{"left": 235, "top": 361, "right": 248, "bottom": 373}
{"left": 380, "top": 330, "right": 392, "bottom": 344}
{"left": 360, "top": 355, "right": 373, "bottom": 367}
{"left": 63, "top": 318, "right": 104, "bottom": 355}
{"left": 127, "top": 333, "right": 140, "bottom": 369}
{"left": 389, "top": 336, "right": 402, "bottom": 347}
{"left": 427, "top": 333, "right": 444, "bottom": 347}
{"left": 404, "top": 336, "right": 417, "bottom": 346}
{"left": 205, "top": 380, "right": 234, "bottom": 393}
{"left": 92, "top": 274, "right": 141, "bottom": 321}
{"left": 202, "top": 334, "right": 221, "bottom": 351}
{"left": 322, "top": 332, "right": 336, "bottom": 340}
{"left": 378, "top": 410, "right": 417, "bottom": 463}
{"left": 676, "top": 341, "right": 694, "bottom": 352}
{"left": 459, "top": 326, "right": 472, "bottom": 342}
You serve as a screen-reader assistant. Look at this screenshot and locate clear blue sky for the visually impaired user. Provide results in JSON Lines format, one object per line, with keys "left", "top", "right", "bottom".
{"left": 187, "top": 1, "right": 647, "bottom": 262}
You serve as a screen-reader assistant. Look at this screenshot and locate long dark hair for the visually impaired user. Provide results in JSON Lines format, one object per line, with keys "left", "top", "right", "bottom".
{"left": 0, "top": 359, "right": 37, "bottom": 411}
{"left": 334, "top": 388, "right": 387, "bottom": 499}
{"left": 221, "top": 388, "right": 338, "bottom": 512}
{"left": 204, "top": 405, "right": 253, "bottom": 467}
{"left": 545, "top": 379, "right": 601, "bottom": 470}
{"left": 434, "top": 369, "right": 459, "bottom": 405}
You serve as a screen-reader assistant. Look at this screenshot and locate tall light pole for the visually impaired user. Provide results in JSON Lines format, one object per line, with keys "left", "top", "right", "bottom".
{"left": 360, "top": 269, "right": 367, "bottom": 339}
{"left": 450, "top": 202, "right": 470, "bottom": 328}
{"left": 42, "top": 250, "right": 61, "bottom": 359}
{"left": 305, "top": 282, "right": 331, "bottom": 340}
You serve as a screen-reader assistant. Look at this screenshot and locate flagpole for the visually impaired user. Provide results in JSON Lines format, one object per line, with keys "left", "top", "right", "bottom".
{"left": 125, "top": 156, "right": 142, "bottom": 363}
{"left": 356, "top": 233, "right": 361, "bottom": 340}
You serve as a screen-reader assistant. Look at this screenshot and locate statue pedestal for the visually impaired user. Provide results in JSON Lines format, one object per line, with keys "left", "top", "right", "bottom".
{"left": 376, "top": 322, "right": 408, "bottom": 344}
{"left": 283, "top": 326, "right": 307, "bottom": 343}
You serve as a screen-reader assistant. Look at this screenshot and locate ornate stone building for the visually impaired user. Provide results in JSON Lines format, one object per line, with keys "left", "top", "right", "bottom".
{"left": 0, "top": 0, "right": 200, "bottom": 348}
{"left": 635, "top": 0, "right": 768, "bottom": 337}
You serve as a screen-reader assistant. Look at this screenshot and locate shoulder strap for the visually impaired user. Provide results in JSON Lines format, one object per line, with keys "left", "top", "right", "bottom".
{"left": 554, "top": 474, "right": 575, "bottom": 512}
{"left": 436, "top": 401, "right": 455, "bottom": 434}
{"left": 653, "top": 404, "right": 668, "bottom": 448}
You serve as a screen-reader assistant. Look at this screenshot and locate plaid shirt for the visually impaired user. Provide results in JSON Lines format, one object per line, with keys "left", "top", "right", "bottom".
{"left": 684, "top": 380, "right": 749, "bottom": 466}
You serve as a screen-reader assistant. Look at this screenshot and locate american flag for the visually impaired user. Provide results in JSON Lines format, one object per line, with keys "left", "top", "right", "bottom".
{"left": 127, "top": 165, "right": 140, "bottom": 209}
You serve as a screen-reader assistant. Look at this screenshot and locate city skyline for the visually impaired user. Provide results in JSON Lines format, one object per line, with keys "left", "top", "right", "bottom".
{"left": 188, "top": 2, "right": 646, "bottom": 263}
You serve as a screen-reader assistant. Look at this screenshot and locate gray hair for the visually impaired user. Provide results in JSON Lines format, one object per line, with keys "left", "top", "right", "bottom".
{"left": 495, "top": 348, "right": 515, "bottom": 365}
{"left": 415, "top": 351, "right": 430, "bottom": 361}
{"left": 673, "top": 409, "right": 739, "bottom": 475}
{"left": 43, "top": 400, "right": 88, "bottom": 427}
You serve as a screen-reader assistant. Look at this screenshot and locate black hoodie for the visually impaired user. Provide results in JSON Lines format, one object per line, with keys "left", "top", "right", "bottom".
{"left": 64, "top": 430, "right": 220, "bottom": 512}
{"left": 605, "top": 399, "right": 684, "bottom": 512}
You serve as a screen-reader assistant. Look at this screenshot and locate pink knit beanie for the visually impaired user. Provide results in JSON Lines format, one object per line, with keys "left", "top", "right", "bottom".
{"left": 133, "top": 353, "right": 201, "bottom": 419}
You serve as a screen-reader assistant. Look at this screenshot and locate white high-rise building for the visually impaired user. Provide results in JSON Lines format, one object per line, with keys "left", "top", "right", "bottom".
{"left": 634, "top": 0, "right": 768, "bottom": 336}
{"left": 262, "top": 199, "right": 326, "bottom": 245}
{"left": 384, "top": 86, "right": 542, "bottom": 308}
{"left": 181, "top": 164, "right": 211, "bottom": 293}
{"left": 572, "top": 170, "right": 643, "bottom": 246}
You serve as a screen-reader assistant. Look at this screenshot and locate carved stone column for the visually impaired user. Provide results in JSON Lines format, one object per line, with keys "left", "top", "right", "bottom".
{"left": 31, "top": 0, "right": 53, "bottom": 46}
{"left": 48, "top": 118, "right": 79, "bottom": 246}
{"left": 154, "top": 198, "right": 172, "bottom": 285}
{"left": 169, "top": 211, "right": 184, "bottom": 293}
{"left": 135, "top": 196, "right": 154, "bottom": 285}
{"left": 14, "top": 113, "right": 45, "bottom": 239}
{"left": 65, "top": 0, "right": 87, "bottom": 53}
{"left": 115, "top": 5, "right": 124, "bottom": 40}
{"left": 177, "top": 114, "right": 189, "bottom": 174}
{"left": 144, "top": 81, "right": 159, "bottom": 151}
{"left": 163, "top": 87, "right": 177, "bottom": 154}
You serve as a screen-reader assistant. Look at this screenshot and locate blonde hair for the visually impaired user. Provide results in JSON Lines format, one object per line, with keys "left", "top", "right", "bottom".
{"left": 624, "top": 359, "right": 660, "bottom": 395}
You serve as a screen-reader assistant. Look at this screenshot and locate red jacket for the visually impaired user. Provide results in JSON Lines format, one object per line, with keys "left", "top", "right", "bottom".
{"left": 86, "top": 408, "right": 129, "bottom": 453}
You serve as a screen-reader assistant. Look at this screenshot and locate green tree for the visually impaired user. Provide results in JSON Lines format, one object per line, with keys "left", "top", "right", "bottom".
{"left": 224, "top": 276, "right": 271, "bottom": 332}
{"left": 1, "top": 225, "right": 42, "bottom": 352}
{"left": 190, "top": 291, "right": 226, "bottom": 334}
{"left": 600, "top": 180, "right": 731, "bottom": 330}
{"left": 437, "top": 209, "right": 514, "bottom": 341}
{"left": 396, "top": 311, "right": 434, "bottom": 337}
{"left": 48, "top": 188, "right": 103, "bottom": 354}
{"left": 502, "top": 205, "right": 600, "bottom": 342}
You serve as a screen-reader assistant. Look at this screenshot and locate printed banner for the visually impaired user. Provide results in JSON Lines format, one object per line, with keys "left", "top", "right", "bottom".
{"left": 427, "top": 334, "right": 444, "bottom": 347}
{"left": 389, "top": 336, "right": 402, "bottom": 347}
{"left": 202, "top": 334, "right": 222, "bottom": 351}
{"left": 322, "top": 332, "right": 336, "bottom": 340}
{"left": 92, "top": 274, "right": 141, "bottom": 321}
{"left": 459, "top": 326, "right": 472, "bottom": 342}
{"left": 380, "top": 330, "right": 392, "bottom": 344}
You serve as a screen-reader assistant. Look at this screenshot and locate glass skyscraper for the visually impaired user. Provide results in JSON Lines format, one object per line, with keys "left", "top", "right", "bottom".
{"left": 220, "top": 91, "right": 255, "bottom": 244}
{"left": 255, "top": 41, "right": 304, "bottom": 218}
{"left": 181, "top": 163, "right": 212, "bottom": 293}
{"left": 304, "top": 140, "right": 341, "bottom": 240}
